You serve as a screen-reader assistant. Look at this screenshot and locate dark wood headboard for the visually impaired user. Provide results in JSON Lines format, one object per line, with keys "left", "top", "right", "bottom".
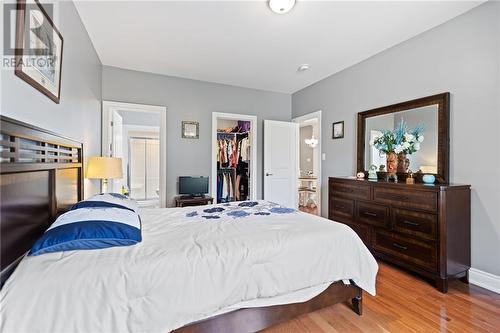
{"left": 0, "top": 116, "right": 83, "bottom": 285}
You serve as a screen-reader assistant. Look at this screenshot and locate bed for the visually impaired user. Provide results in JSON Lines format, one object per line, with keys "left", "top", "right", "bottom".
{"left": 0, "top": 116, "right": 378, "bottom": 333}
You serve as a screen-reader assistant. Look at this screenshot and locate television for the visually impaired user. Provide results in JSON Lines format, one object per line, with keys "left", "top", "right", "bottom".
{"left": 179, "top": 176, "right": 209, "bottom": 197}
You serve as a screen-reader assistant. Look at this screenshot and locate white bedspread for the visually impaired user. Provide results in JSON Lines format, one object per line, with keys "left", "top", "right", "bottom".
{"left": 1, "top": 201, "right": 378, "bottom": 333}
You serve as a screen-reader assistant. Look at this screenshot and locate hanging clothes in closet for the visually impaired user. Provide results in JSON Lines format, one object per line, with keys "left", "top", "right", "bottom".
{"left": 216, "top": 128, "right": 250, "bottom": 203}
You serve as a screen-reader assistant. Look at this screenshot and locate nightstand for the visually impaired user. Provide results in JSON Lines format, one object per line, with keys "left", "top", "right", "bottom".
{"left": 175, "top": 196, "right": 214, "bottom": 207}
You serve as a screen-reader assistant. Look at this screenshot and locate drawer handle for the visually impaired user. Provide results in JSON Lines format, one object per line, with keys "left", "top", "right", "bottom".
{"left": 403, "top": 220, "right": 420, "bottom": 226}
{"left": 363, "top": 211, "right": 378, "bottom": 217}
{"left": 383, "top": 194, "right": 410, "bottom": 201}
{"left": 392, "top": 243, "right": 408, "bottom": 250}
{"left": 341, "top": 188, "right": 354, "bottom": 193}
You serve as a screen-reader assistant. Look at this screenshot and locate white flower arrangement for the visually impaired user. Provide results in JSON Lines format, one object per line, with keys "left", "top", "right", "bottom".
{"left": 370, "top": 119, "right": 424, "bottom": 155}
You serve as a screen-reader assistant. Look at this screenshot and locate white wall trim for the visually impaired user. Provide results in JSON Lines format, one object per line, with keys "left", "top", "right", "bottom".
{"left": 292, "top": 110, "right": 322, "bottom": 214}
{"left": 211, "top": 112, "right": 258, "bottom": 202}
{"left": 469, "top": 268, "right": 500, "bottom": 294}
{"left": 102, "top": 101, "right": 167, "bottom": 207}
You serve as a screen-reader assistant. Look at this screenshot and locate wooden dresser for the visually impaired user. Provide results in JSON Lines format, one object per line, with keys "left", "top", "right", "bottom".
{"left": 329, "top": 177, "right": 471, "bottom": 292}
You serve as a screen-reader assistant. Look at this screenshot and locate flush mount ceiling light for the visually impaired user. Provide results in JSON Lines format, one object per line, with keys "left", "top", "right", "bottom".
{"left": 297, "top": 64, "right": 310, "bottom": 72}
{"left": 269, "top": 0, "right": 296, "bottom": 14}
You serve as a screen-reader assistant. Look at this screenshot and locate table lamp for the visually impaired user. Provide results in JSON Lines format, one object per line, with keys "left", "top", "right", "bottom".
{"left": 420, "top": 165, "right": 437, "bottom": 174}
{"left": 87, "top": 157, "right": 123, "bottom": 193}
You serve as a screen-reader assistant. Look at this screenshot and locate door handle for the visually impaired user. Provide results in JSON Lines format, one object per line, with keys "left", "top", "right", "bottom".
{"left": 266, "top": 173, "right": 273, "bottom": 176}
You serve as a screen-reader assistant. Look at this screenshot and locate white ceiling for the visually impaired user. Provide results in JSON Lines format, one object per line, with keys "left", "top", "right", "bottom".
{"left": 75, "top": 1, "right": 483, "bottom": 93}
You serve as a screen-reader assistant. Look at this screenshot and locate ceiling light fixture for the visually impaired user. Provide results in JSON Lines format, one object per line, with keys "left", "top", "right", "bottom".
{"left": 305, "top": 135, "right": 318, "bottom": 148}
{"left": 269, "top": 0, "right": 296, "bottom": 14}
{"left": 298, "top": 64, "right": 310, "bottom": 72}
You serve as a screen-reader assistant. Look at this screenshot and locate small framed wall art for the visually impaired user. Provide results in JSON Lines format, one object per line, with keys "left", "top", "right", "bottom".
{"left": 15, "top": 0, "right": 64, "bottom": 103}
{"left": 181, "top": 121, "right": 199, "bottom": 139}
{"left": 332, "top": 121, "right": 344, "bottom": 139}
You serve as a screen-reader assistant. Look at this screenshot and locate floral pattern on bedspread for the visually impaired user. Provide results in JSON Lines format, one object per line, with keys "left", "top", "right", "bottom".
{"left": 185, "top": 200, "right": 296, "bottom": 221}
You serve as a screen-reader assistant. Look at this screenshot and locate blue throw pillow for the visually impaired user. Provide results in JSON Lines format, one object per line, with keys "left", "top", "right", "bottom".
{"left": 30, "top": 206, "right": 142, "bottom": 256}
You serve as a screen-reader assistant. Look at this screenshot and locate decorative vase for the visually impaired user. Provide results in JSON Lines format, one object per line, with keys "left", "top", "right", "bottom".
{"left": 386, "top": 152, "right": 398, "bottom": 177}
{"left": 422, "top": 174, "right": 436, "bottom": 184}
{"left": 397, "top": 153, "right": 409, "bottom": 173}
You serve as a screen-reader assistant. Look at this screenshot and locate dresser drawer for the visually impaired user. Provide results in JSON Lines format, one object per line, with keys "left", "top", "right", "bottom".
{"left": 373, "top": 187, "right": 437, "bottom": 212}
{"left": 345, "top": 222, "right": 371, "bottom": 247}
{"left": 373, "top": 230, "right": 437, "bottom": 272}
{"left": 329, "top": 197, "right": 354, "bottom": 223}
{"left": 392, "top": 208, "right": 437, "bottom": 241}
{"left": 356, "top": 201, "right": 390, "bottom": 228}
{"left": 330, "top": 181, "right": 370, "bottom": 201}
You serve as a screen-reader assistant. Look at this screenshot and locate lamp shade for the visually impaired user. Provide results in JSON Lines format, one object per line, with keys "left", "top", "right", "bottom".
{"left": 420, "top": 165, "right": 437, "bottom": 174}
{"left": 87, "top": 157, "right": 123, "bottom": 179}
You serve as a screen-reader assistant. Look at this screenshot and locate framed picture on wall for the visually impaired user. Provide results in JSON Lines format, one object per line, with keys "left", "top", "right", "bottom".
{"left": 182, "top": 121, "right": 199, "bottom": 139}
{"left": 332, "top": 121, "right": 344, "bottom": 139}
{"left": 15, "top": 0, "right": 64, "bottom": 103}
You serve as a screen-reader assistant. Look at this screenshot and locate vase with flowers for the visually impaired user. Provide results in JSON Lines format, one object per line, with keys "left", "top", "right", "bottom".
{"left": 369, "top": 119, "right": 424, "bottom": 179}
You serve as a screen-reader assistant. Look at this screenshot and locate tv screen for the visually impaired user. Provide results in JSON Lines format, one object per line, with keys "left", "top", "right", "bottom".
{"left": 179, "top": 176, "right": 209, "bottom": 196}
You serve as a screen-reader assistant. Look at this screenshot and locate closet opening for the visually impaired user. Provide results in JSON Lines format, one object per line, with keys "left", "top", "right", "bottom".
{"left": 211, "top": 113, "right": 257, "bottom": 203}
{"left": 293, "top": 110, "right": 322, "bottom": 216}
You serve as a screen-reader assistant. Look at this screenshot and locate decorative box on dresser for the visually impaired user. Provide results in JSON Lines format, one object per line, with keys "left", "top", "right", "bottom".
{"left": 329, "top": 177, "right": 471, "bottom": 293}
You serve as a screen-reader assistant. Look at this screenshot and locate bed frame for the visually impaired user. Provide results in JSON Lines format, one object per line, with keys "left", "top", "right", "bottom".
{"left": 0, "top": 115, "right": 363, "bottom": 332}
{"left": 0, "top": 116, "right": 83, "bottom": 286}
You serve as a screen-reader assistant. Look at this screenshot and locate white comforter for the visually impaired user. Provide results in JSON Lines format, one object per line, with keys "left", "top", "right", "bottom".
{"left": 1, "top": 201, "right": 378, "bottom": 333}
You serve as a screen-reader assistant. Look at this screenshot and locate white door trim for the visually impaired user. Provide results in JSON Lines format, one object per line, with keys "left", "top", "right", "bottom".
{"left": 211, "top": 112, "right": 257, "bottom": 202}
{"left": 292, "top": 110, "right": 322, "bottom": 215}
{"left": 102, "top": 101, "right": 167, "bottom": 208}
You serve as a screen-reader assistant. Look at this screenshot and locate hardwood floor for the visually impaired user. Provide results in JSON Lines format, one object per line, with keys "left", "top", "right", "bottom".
{"left": 264, "top": 262, "right": 500, "bottom": 333}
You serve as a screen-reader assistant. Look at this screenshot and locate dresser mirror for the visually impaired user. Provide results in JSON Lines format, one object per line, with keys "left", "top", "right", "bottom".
{"left": 357, "top": 93, "right": 450, "bottom": 183}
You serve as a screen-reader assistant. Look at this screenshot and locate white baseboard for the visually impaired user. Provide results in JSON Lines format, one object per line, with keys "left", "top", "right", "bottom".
{"left": 469, "top": 268, "right": 500, "bottom": 294}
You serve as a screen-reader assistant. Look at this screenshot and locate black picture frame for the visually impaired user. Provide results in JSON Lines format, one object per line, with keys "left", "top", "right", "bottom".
{"left": 332, "top": 121, "right": 344, "bottom": 139}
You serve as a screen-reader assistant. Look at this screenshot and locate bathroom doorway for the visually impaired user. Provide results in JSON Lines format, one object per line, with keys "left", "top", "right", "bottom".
{"left": 293, "top": 111, "right": 322, "bottom": 216}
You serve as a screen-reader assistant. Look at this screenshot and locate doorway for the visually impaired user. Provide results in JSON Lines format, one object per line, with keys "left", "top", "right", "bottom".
{"left": 128, "top": 136, "right": 160, "bottom": 203}
{"left": 293, "top": 111, "right": 322, "bottom": 216}
{"left": 102, "top": 101, "right": 167, "bottom": 207}
{"left": 211, "top": 112, "right": 257, "bottom": 203}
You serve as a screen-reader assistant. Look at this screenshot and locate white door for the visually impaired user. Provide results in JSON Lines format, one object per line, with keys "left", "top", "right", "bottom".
{"left": 264, "top": 120, "right": 298, "bottom": 208}
{"left": 111, "top": 111, "right": 123, "bottom": 192}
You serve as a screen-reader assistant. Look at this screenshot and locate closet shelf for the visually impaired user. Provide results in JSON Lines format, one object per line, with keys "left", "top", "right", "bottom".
{"left": 217, "top": 131, "right": 249, "bottom": 135}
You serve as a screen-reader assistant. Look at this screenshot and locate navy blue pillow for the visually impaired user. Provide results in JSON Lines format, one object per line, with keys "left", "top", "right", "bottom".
{"left": 30, "top": 205, "right": 141, "bottom": 256}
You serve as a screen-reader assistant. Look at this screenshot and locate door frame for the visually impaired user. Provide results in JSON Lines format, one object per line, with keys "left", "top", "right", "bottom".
{"left": 292, "top": 110, "right": 322, "bottom": 215}
{"left": 102, "top": 101, "right": 167, "bottom": 207}
{"left": 211, "top": 112, "right": 257, "bottom": 202}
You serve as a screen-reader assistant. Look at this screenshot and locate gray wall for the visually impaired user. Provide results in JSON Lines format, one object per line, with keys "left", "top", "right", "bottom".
{"left": 292, "top": 2, "right": 500, "bottom": 276}
{"left": 1, "top": 1, "right": 102, "bottom": 197}
{"left": 102, "top": 66, "right": 291, "bottom": 206}
{"left": 118, "top": 110, "right": 160, "bottom": 126}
